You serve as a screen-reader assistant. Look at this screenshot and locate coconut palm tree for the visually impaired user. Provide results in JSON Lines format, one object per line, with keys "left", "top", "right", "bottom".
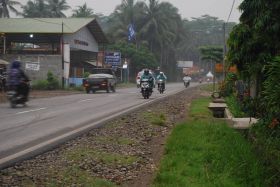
{"left": 47, "top": 0, "right": 70, "bottom": 18}
{"left": 22, "top": 0, "right": 50, "bottom": 17}
{"left": 0, "top": 0, "right": 21, "bottom": 18}
{"left": 107, "top": 0, "right": 145, "bottom": 42}
{"left": 71, "top": 3, "right": 95, "bottom": 18}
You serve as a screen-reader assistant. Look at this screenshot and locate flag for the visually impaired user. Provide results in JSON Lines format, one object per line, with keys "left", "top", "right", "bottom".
{"left": 128, "top": 23, "right": 135, "bottom": 41}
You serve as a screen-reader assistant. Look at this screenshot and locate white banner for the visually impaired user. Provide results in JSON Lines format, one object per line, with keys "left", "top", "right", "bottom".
{"left": 177, "top": 61, "right": 193, "bottom": 68}
{"left": 25, "top": 62, "right": 40, "bottom": 71}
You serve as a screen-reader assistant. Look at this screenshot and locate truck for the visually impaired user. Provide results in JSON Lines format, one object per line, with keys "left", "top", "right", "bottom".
{"left": 83, "top": 68, "right": 117, "bottom": 93}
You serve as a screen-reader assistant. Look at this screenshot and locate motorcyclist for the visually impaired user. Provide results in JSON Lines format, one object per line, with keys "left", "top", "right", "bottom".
{"left": 183, "top": 74, "right": 192, "bottom": 86}
{"left": 7, "top": 60, "right": 30, "bottom": 100}
{"left": 156, "top": 72, "right": 167, "bottom": 90}
{"left": 140, "top": 69, "right": 155, "bottom": 90}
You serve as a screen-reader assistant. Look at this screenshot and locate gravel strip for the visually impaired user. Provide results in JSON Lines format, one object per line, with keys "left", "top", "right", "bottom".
{"left": 0, "top": 86, "right": 206, "bottom": 187}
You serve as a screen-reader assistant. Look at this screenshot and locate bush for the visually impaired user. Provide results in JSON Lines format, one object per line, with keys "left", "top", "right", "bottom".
{"left": 46, "top": 71, "right": 59, "bottom": 90}
{"left": 32, "top": 71, "right": 60, "bottom": 90}
{"left": 32, "top": 80, "right": 49, "bottom": 90}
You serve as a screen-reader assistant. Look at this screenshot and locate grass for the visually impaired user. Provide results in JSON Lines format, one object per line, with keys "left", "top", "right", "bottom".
{"left": 200, "top": 83, "right": 214, "bottom": 92}
{"left": 95, "top": 136, "right": 135, "bottom": 145}
{"left": 46, "top": 166, "right": 117, "bottom": 187}
{"left": 225, "top": 95, "right": 246, "bottom": 117}
{"left": 143, "top": 111, "right": 166, "bottom": 126}
{"left": 65, "top": 148, "right": 139, "bottom": 166}
{"left": 153, "top": 97, "right": 265, "bottom": 187}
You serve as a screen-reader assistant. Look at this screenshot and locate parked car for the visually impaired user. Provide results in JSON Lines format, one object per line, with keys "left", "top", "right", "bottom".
{"left": 83, "top": 68, "right": 117, "bottom": 93}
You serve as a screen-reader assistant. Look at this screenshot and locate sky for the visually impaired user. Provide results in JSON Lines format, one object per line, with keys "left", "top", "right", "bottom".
{"left": 17, "top": 0, "right": 243, "bottom": 22}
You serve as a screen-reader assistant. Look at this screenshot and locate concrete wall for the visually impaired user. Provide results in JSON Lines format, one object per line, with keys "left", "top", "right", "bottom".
{"left": 64, "top": 27, "right": 98, "bottom": 52}
{"left": 2, "top": 54, "right": 62, "bottom": 83}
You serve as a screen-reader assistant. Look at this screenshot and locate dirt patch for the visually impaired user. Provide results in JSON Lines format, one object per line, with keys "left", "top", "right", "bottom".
{"left": 0, "top": 86, "right": 208, "bottom": 186}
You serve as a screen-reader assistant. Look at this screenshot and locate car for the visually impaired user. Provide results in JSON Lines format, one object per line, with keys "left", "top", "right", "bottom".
{"left": 83, "top": 68, "right": 117, "bottom": 93}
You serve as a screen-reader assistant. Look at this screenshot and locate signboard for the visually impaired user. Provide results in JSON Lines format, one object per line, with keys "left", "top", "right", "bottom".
{"left": 215, "top": 63, "right": 223, "bottom": 73}
{"left": 105, "top": 52, "right": 121, "bottom": 65}
{"left": 177, "top": 61, "right": 193, "bottom": 68}
{"left": 25, "top": 62, "right": 40, "bottom": 71}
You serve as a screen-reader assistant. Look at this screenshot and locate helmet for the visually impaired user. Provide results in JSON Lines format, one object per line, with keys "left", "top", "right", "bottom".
{"left": 11, "top": 60, "right": 21, "bottom": 69}
{"left": 144, "top": 69, "right": 149, "bottom": 75}
{"left": 160, "top": 72, "right": 163, "bottom": 75}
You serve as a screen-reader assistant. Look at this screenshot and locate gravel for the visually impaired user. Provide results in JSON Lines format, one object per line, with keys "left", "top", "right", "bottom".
{"left": 0, "top": 86, "right": 205, "bottom": 187}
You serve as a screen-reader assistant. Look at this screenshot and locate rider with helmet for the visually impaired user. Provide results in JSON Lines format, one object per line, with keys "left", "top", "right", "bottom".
{"left": 140, "top": 69, "right": 155, "bottom": 90}
{"left": 156, "top": 72, "right": 167, "bottom": 90}
{"left": 7, "top": 60, "right": 30, "bottom": 100}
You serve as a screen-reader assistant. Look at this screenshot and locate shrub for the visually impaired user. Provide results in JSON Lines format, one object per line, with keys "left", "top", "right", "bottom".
{"left": 46, "top": 71, "right": 59, "bottom": 90}
{"left": 32, "top": 80, "right": 49, "bottom": 90}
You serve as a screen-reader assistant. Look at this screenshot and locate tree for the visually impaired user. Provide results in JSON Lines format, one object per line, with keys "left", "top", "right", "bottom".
{"left": 22, "top": 0, "right": 50, "bottom": 17}
{"left": 47, "top": 0, "right": 70, "bottom": 18}
{"left": 0, "top": 0, "right": 21, "bottom": 18}
{"left": 72, "top": 3, "right": 96, "bottom": 18}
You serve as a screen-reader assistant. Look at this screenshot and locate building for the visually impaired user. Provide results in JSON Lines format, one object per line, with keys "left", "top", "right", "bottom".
{"left": 0, "top": 18, "right": 108, "bottom": 86}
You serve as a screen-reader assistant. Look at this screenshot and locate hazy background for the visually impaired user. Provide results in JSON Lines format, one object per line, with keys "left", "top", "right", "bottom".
{"left": 17, "top": 0, "right": 242, "bottom": 22}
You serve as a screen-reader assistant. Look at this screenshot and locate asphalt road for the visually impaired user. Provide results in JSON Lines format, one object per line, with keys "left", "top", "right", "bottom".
{"left": 0, "top": 82, "right": 199, "bottom": 168}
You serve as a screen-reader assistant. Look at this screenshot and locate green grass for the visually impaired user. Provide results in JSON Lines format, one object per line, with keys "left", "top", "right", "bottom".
{"left": 200, "top": 83, "right": 214, "bottom": 92}
{"left": 153, "top": 97, "right": 264, "bottom": 187}
{"left": 225, "top": 95, "right": 246, "bottom": 117}
{"left": 65, "top": 148, "right": 139, "bottom": 166}
{"left": 143, "top": 112, "right": 166, "bottom": 126}
{"left": 190, "top": 97, "right": 212, "bottom": 119}
{"left": 46, "top": 166, "right": 117, "bottom": 187}
{"left": 95, "top": 136, "right": 135, "bottom": 145}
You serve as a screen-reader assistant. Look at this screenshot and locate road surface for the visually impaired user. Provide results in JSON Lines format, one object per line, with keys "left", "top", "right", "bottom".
{"left": 0, "top": 82, "right": 199, "bottom": 168}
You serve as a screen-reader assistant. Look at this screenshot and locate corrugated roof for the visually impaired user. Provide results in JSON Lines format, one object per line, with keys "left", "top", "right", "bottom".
{"left": 0, "top": 18, "right": 108, "bottom": 43}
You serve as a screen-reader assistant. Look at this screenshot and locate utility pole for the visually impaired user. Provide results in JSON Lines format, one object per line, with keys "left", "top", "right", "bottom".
{"left": 223, "top": 22, "right": 226, "bottom": 80}
{"left": 61, "top": 21, "right": 64, "bottom": 89}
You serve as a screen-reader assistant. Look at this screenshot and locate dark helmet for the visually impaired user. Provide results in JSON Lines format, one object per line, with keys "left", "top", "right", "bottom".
{"left": 11, "top": 60, "right": 21, "bottom": 69}
{"left": 144, "top": 69, "right": 149, "bottom": 75}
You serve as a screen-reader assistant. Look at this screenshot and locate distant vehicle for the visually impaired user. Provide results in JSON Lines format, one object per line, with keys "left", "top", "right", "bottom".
{"left": 83, "top": 68, "right": 117, "bottom": 93}
{"left": 136, "top": 69, "right": 155, "bottom": 88}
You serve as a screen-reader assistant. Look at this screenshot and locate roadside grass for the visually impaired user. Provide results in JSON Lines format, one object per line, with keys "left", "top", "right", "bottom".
{"left": 225, "top": 95, "right": 246, "bottom": 117}
{"left": 200, "top": 83, "right": 213, "bottom": 92}
{"left": 189, "top": 97, "right": 212, "bottom": 119}
{"left": 95, "top": 136, "right": 135, "bottom": 145}
{"left": 143, "top": 111, "right": 166, "bottom": 126}
{"left": 46, "top": 166, "right": 117, "bottom": 187}
{"left": 153, "top": 97, "right": 264, "bottom": 187}
{"left": 65, "top": 148, "right": 139, "bottom": 166}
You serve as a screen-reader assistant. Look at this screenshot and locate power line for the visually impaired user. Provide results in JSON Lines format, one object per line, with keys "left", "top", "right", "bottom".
{"left": 227, "top": 0, "right": 236, "bottom": 23}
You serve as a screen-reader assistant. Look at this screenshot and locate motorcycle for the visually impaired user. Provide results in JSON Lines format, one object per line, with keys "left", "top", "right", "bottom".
{"left": 141, "top": 78, "right": 152, "bottom": 99}
{"left": 183, "top": 80, "right": 190, "bottom": 88}
{"left": 157, "top": 79, "right": 165, "bottom": 94}
{"left": 7, "top": 80, "right": 30, "bottom": 108}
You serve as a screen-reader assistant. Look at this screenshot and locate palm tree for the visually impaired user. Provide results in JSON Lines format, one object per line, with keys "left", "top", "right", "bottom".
{"left": 47, "top": 0, "right": 70, "bottom": 18}
{"left": 22, "top": 0, "right": 50, "bottom": 17}
{"left": 71, "top": 3, "right": 95, "bottom": 17}
{"left": 0, "top": 0, "right": 21, "bottom": 18}
{"left": 107, "top": 0, "right": 145, "bottom": 42}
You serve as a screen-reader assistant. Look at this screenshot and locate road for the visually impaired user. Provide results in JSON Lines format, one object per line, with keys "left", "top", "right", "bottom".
{"left": 0, "top": 82, "right": 198, "bottom": 168}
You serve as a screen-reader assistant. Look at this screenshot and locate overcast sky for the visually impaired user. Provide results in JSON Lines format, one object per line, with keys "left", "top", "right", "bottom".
{"left": 18, "top": 0, "right": 243, "bottom": 22}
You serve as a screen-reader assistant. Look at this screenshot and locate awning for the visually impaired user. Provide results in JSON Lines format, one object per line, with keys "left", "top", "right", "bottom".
{"left": 84, "top": 60, "right": 96, "bottom": 66}
{"left": 0, "top": 59, "right": 9, "bottom": 65}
